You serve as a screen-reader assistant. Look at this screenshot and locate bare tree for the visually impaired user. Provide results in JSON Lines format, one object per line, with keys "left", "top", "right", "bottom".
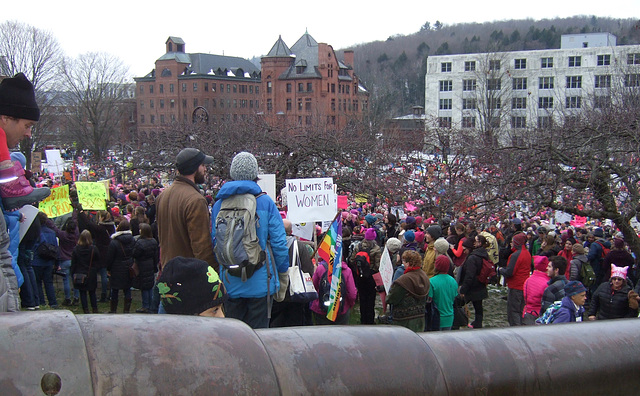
{"left": 0, "top": 20, "right": 63, "bottom": 165}
{"left": 59, "top": 52, "right": 131, "bottom": 160}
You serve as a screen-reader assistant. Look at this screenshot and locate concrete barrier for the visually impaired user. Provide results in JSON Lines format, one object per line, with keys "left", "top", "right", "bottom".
{"left": 1, "top": 310, "right": 638, "bottom": 395}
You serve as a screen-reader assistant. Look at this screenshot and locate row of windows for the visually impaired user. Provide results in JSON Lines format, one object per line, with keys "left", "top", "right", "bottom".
{"left": 139, "top": 83, "right": 260, "bottom": 95}
{"left": 440, "top": 53, "right": 640, "bottom": 72}
{"left": 140, "top": 113, "right": 253, "bottom": 125}
{"left": 439, "top": 74, "right": 640, "bottom": 91}
{"left": 439, "top": 115, "right": 577, "bottom": 129}
{"left": 142, "top": 98, "right": 260, "bottom": 112}
{"left": 438, "top": 96, "right": 612, "bottom": 110}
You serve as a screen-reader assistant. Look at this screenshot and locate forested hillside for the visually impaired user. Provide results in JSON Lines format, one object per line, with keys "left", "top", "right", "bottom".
{"left": 340, "top": 16, "right": 640, "bottom": 121}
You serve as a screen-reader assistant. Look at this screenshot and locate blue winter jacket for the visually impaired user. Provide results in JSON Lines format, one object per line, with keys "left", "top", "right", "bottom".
{"left": 4, "top": 210, "right": 22, "bottom": 287}
{"left": 211, "top": 180, "right": 289, "bottom": 298}
{"left": 552, "top": 295, "right": 585, "bottom": 323}
{"left": 32, "top": 226, "right": 58, "bottom": 268}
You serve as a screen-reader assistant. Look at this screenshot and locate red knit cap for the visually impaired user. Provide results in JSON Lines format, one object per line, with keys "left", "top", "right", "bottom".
{"left": 435, "top": 255, "right": 450, "bottom": 274}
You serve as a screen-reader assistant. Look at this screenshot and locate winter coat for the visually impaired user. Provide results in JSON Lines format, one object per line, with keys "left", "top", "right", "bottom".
{"left": 541, "top": 275, "right": 568, "bottom": 313}
{"left": 79, "top": 211, "right": 115, "bottom": 269}
{"left": 387, "top": 269, "right": 430, "bottom": 330}
{"left": 211, "top": 180, "right": 289, "bottom": 299}
{"left": 32, "top": 226, "right": 58, "bottom": 268}
{"left": 587, "top": 239, "right": 610, "bottom": 277}
{"left": 4, "top": 209, "right": 22, "bottom": 287}
{"left": 310, "top": 261, "right": 357, "bottom": 317}
{"left": 588, "top": 281, "right": 637, "bottom": 320}
{"left": 459, "top": 247, "right": 489, "bottom": 302}
{"left": 569, "top": 254, "right": 588, "bottom": 281}
{"left": 500, "top": 246, "right": 532, "bottom": 290}
{"left": 552, "top": 295, "right": 585, "bottom": 323}
{"left": 46, "top": 211, "right": 78, "bottom": 261}
{"left": 602, "top": 249, "right": 634, "bottom": 281}
{"left": 422, "top": 243, "right": 437, "bottom": 277}
{"left": 105, "top": 231, "right": 136, "bottom": 290}
{"left": 132, "top": 237, "right": 159, "bottom": 291}
{"left": 349, "top": 239, "right": 382, "bottom": 273}
{"left": 70, "top": 245, "right": 99, "bottom": 291}
{"left": 157, "top": 176, "right": 216, "bottom": 270}
{"left": 523, "top": 270, "right": 551, "bottom": 317}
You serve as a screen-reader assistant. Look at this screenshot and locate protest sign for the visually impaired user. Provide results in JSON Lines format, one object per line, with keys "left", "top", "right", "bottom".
{"left": 45, "top": 149, "right": 65, "bottom": 176}
{"left": 555, "top": 211, "right": 572, "bottom": 225}
{"left": 291, "top": 222, "right": 314, "bottom": 241}
{"left": 257, "top": 174, "right": 276, "bottom": 202}
{"left": 379, "top": 247, "right": 394, "bottom": 294}
{"left": 39, "top": 185, "right": 72, "bottom": 218}
{"left": 285, "top": 178, "right": 337, "bottom": 223}
{"left": 18, "top": 205, "right": 39, "bottom": 242}
{"left": 337, "top": 195, "right": 348, "bottom": 210}
{"left": 390, "top": 206, "right": 405, "bottom": 220}
{"left": 76, "top": 182, "right": 108, "bottom": 210}
{"left": 354, "top": 194, "right": 368, "bottom": 204}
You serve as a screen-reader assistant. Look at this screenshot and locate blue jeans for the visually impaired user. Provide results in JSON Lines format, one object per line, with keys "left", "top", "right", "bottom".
{"left": 141, "top": 289, "right": 152, "bottom": 310}
{"left": 224, "top": 297, "right": 271, "bottom": 329}
{"left": 59, "top": 259, "right": 79, "bottom": 300}
{"left": 150, "top": 279, "right": 160, "bottom": 313}
{"left": 33, "top": 265, "right": 57, "bottom": 307}
{"left": 17, "top": 249, "right": 37, "bottom": 308}
{"left": 98, "top": 267, "right": 109, "bottom": 296}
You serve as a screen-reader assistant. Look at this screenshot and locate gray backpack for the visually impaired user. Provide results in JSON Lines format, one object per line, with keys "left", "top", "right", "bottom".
{"left": 214, "top": 193, "right": 266, "bottom": 281}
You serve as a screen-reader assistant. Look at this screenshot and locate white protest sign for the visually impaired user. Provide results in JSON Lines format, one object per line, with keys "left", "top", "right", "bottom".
{"left": 280, "top": 187, "right": 287, "bottom": 207}
{"left": 555, "top": 211, "right": 572, "bottom": 225}
{"left": 18, "top": 205, "right": 40, "bottom": 242}
{"left": 291, "top": 222, "right": 314, "bottom": 241}
{"left": 390, "top": 206, "right": 405, "bottom": 220}
{"left": 379, "top": 247, "right": 394, "bottom": 294}
{"left": 257, "top": 174, "right": 276, "bottom": 202}
{"left": 285, "top": 177, "right": 337, "bottom": 223}
{"left": 321, "top": 220, "right": 332, "bottom": 233}
{"left": 45, "top": 149, "right": 65, "bottom": 176}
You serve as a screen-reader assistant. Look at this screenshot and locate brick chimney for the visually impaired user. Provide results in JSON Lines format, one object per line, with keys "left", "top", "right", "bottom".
{"left": 343, "top": 50, "right": 354, "bottom": 67}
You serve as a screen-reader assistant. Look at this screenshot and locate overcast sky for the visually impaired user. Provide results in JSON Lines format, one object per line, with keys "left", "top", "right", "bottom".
{"left": 2, "top": 0, "right": 638, "bottom": 79}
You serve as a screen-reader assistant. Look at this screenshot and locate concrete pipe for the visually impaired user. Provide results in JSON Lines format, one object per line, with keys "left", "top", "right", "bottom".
{"left": 0, "top": 310, "right": 639, "bottom": 395}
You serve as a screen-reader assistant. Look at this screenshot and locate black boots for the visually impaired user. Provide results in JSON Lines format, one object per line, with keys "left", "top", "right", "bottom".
{"left": 109, "top": 299, "right": 118, "bottom": 313}
{"left": 124, "top": 298, "right": 132, "bottom": 313}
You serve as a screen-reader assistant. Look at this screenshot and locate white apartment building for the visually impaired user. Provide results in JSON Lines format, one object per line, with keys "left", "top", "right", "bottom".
{"left": 424, "top": 33, "right": 640, "bottom": 133}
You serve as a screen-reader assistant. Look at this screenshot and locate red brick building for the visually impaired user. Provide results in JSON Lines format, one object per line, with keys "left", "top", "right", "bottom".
{"left": 261, "top": 32, "right": 369, "bottom": 130}
{"left": 134, "top": 37, "right": 261, "bottom": 132}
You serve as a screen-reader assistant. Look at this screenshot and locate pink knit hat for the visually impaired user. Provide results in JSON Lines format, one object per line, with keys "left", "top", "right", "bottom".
{"left": 364, "top": 228, "right": 377, "bottom": 241}
{"left": 610, "top": 264, "right": 628, "bottom": 280}
{"left": 533, "top": 256, "right": 549, "bottom": 272}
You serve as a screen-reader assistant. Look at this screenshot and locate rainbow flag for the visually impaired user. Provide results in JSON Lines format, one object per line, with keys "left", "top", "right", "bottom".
{"left": 317, "top": 218, "right": 343, "bottom": 321}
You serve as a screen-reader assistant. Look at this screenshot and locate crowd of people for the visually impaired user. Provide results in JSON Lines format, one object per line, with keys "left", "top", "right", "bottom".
{"left": 1, "top": 72, "right": 639, "bottom": 333}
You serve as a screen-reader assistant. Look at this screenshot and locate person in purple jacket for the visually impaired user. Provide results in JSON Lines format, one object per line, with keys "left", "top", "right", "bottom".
{"left": 552, "top": 281, "right": 587, "bottom": 323}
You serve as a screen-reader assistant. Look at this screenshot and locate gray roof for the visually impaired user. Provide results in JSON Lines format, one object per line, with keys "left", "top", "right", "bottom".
{"left": 276, "top": 32, "right": 322, "bottom": 80}
{"left": 266, "top": 36, "right": 293, "bottom": 57}
{"left": 157, "top": 52, "right": 191, "bottom": 63}
{"left": 166, "top": 36, "right": 185, "bottom": 45}
{"left": 153, "top": 52, "right": 260, "bottom": 78}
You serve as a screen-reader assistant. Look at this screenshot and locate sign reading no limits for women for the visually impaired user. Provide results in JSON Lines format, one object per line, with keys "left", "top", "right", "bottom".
{"left": 285, "top": 177, "right": 337, "bottom": 223}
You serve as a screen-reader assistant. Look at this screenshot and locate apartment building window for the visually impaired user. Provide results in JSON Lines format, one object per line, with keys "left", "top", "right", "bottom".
{"left": 193, "top": 99, "right": 198, "bottom": 107}
{"left": 149, "top": 85, "right": 154, "bottom": 94}
{"left": 212, "top": 99, "right": 216, "bottom": 108}
{"left": 461, "top": 116, "right": 475, "bottom": 128}
{"left": 150, "top": 99, "right": 154, "bottom": 108}
{"left": 307, "top": 82, "right": 313, "bottom": 92}
{"left": 249, "top": 85, "right": 253, "bottom": 94}
{"left": 627, "top": 53, "right": 640, "bottom": 65}
{"left": 220, "top": 100, "right": 224, "bottom": 108}
{"left": 267, "top": 99, "right": 272, "bottom": 111}
{"left": 538, "top": 97, "right": 553, "bottom": 109}
{"left": 595, "top": 75, "right": 611, "bottom": 88}
{"left": 170, "top": 84, "right": 174, "bottom": 93}
{"left": 566, "top": 76, "right": 582, "bottom": 89}
{"left": 233, "top": 84, "right": 237, "bottom": 93}
{"left": 331, "top": 84, "right": 335, "bottom": 93}
{"left": 286, "top": 99, "right": 292, "bottom": 111}
{"left": 513, "top": 77, "right": 527, "bottom": 90}
{"left": 439, "top": 80, "right": 452, "bottom": 91}
{"left": 233, "top": 99, "right": 237, "bottom": 108}
{"left": 159, "top": 84, "right": 164, "bottom": 93}
{"left": 594, "top": 96, "right": 611, "bottom": 108}
{"left": 511, "top": 116, "right": 526, "bottom": 128}
{"left": 305, "top": 98, "right": 312, "bottom": 111}
{"left": 182, "top": 99, "right": 187, "bottom": 108}
{"left": 514, "top": 59, "right": 526, "bottom": 69}
{"left": 539, "top": 77, "right": 554, "bottom": 89}
{"left": 597, "top": 55, "right": 611, "bottom": 66}
{"left": 298, "top": 83, "right": 304, "bottom": 92}
{"left": 139, "top": 100, "right": 144, "bottom": 109}
{"left": 489, "top": 98, "right": 501, "bottom": 109}
{"left": 193, "top": 83, "right": 197, "bottom": 92}
{"left": 566, "top": 96, "right": 581, "bottom": 108}
{"left": 439, "top": 98, "right": 452, "bottom": 110}
{"left": 464, "top": 61, "right": 476, "bottom": 71}
{"left": 462, "top": 79, "right": 476, "bottom": 91}
{"left": 512, "top": 97, "right": 527, "bottom": 109}
{"left": 489, "top": 60, "right": 500, "bottom": 71}
{"left": 286, "top": 83, "right": 292, "bottom": 93}
{"left": 438, "top": 117, "right": 452, "bottom": 128}
{"left": 538, "top": 116, "right": 552, "bottom": 128}
{"left": 625, "top": 74, "right": 640, "bottom": 87}
{"left": 331, "top": 99, "right": 336, "bottom": 111}
{"left": 170, "top": 99, "right": 175, "bottom": 108}
{"left": 160, "top": 115, "right": 165, "bottom": 124}
{"left": 266, "top": 81, "right": 272, "bottom": 94}
{"left": 462, "top": 98, "right": 476, "bottom": 110}
{"left": 227, "top": 84, "right": 231, "bottom": 93}
{"left": 305, "top": 116, "right": 312, "bottom": 125}
{"left": 139, "top": 85, "right": 144, "bottom": 94}
{"left": 541, "top": 57, "right": 553, "bottom": 68}
{"left": 204, "top": 83, "right": 208, "bottom": 92}
{"left": 182, "top": 83, "right": 187, "bottom": 92}
{"left": 159, "top": 99, "right": 164, "bottom": 109}
{"left": 297, "top": 99, "right": 303, "bottom": 111}
{"left": 140, "top": 115, "right": 145, "bottom": 124}
{"left": 211, "top": 83, "right": 216, "bottom": 92}
{"left": 487, "top": 78, "right": 501, "bottom": 91}
{"left": 255, "top": 86, "right": 259, "bottom": 94}
{"left": 568, "top": 56, "right": 581, "bottom": 67}
{"left": 171, "top": 114, "right": 176, "bottom": 122}
{"left": 441, "top": 62, "right": 452, "bottom": 72}
{"left": 150, "top": 115, "right": 155, "bottom": 124}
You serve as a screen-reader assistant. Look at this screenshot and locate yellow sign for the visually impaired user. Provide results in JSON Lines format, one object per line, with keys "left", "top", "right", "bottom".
{"left": 355, "top": 194, "right": 369, "bottom": 204}
{"left": 76, "top": 182, "right": 107, "bottom": 211}
{"left": 39, "top": 185, "right": 72, "bottom": 218}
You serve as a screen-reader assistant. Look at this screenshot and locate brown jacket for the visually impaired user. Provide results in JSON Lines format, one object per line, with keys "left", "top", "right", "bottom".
{"left": 156, "top": 176, "right": 216, "bottom": 271}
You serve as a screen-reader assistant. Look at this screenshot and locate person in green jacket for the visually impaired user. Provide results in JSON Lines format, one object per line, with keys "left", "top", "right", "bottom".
{"left": 429, "top": 255, "right": 459, "bottom": 330}
{"left": 387, "top": 251, "right": 430, "bottom": 332}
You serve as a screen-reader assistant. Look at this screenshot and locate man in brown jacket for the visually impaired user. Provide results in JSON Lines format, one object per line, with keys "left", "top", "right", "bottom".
{"left": 156, "top": 148, "right": 217, "bottom": 273}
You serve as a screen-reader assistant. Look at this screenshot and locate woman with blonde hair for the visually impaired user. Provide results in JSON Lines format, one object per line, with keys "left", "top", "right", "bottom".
{"left": 70, "top": 230, "right": 100, "bottom": 313}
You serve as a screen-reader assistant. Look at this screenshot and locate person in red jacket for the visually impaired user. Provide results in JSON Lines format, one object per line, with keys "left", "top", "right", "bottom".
{"left": 498, "top": 233, "right": 531, "bottom": 326}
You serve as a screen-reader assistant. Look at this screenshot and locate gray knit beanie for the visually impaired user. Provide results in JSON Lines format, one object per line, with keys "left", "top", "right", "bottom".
{"left": 386, "top": 237, "right": 402, "bottom": 253}
{"left": 230, "top": 152, "right": 258, "bottom": 181}
{"left": 434, "top": 237, "right": 450, "bottom": 254}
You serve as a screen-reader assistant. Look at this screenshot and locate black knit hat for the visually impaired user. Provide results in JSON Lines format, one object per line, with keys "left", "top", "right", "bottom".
{"left": 157, "top": 257, "right": 226, "bottom": 315}
{"left": 0, "top": 73, "right": 40, "bottom": 121}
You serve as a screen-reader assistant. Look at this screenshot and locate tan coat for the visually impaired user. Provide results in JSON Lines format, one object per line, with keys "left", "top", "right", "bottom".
{"left": 422, "top": 242, "right": 436, "bottom": 277}
{"left": 156, "top": 176, "right": 216, "bottom": 271}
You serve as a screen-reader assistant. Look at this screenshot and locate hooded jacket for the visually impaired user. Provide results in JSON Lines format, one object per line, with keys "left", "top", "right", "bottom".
{"left": 105, "top": 231, "right": 135, "bottom": 290}
{"left": 387, "top": 269, "right": 430, "bottom": 321}
{"left": 211, "top": 180, "right": 289, "bottom": 299}
{"left": 459, "top": 247, "right": 490, "bottom": 302}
